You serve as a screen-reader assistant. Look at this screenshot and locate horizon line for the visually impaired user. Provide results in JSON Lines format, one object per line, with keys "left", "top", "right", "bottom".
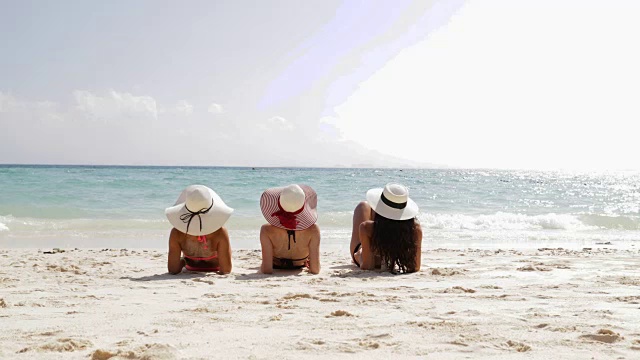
{"left": 1, "top": 163, "right": 638, "bottom": 173}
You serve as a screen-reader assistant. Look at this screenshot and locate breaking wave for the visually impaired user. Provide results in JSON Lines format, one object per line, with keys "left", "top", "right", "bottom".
{"left": 419, "top": 212, "right": 600, "bottom": 231}
{"left": 1, "top": 211, "right": 638, "bottom": 237}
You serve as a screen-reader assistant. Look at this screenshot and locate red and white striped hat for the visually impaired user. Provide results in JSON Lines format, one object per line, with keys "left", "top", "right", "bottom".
{"left": 260, "top": 184, "right": 318, "bottom": 231}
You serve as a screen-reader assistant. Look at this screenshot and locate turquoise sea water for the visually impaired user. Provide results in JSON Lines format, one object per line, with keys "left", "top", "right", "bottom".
{"left": 1, "top": 165, "right": 639, "bottom": 249}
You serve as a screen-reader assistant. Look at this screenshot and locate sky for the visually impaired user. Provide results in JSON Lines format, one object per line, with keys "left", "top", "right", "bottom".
{"left": 1, "top": 0, "right": 639, "bottom": 170}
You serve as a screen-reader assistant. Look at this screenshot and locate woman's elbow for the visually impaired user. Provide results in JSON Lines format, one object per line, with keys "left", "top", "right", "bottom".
{"left": 219, "top": 264, "right": 232, "bottom": 274}
{"left": 309, "top": 265, "right": 320, "bottom": 275}
{"left": 360, "top": 263, "right": 373, "bottom": 270}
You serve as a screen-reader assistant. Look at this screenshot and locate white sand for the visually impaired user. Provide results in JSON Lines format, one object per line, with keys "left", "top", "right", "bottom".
{"left": 1, "top": 247, "right": 640, "bottom": 359}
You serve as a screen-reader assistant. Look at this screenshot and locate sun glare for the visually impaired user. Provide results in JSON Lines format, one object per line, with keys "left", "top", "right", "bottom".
{"left": 332, "top": 0, "right": 640, "bottom": 170}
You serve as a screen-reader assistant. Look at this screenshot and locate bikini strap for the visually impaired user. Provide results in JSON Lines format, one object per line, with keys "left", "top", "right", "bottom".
{"left": 196, "top": 235, "right": 208, "bottom": 250}
{"left": 273, "top": 255, "right": 309, "bottom": 270}
{"left": 183, "top": 253, "right": 218, "bottom": 261}
{"left": 273, "top": 255, "right": 309, "bottom": 262}
{"left": 286, "top": 230, "right": 296, "bottom": 250}
{"left": 352, "top": 243, "right": 362, "bottom": 268}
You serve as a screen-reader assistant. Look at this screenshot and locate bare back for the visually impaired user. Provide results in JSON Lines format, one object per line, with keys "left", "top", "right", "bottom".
{"left": 260, "top": 224, "right": 321, "bottom": 274}
{"left": 167, "top": 227, "right": 232, "bottom": 274}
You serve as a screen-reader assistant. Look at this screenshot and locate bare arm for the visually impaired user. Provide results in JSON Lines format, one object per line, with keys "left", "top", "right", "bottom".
{"left": 413, "top": 223, "right": 423, "bottom": 272}
{"left": 216, "top": 227, "right": 232, "bottom": 274}
{"left": 359, "top": 222, "right": 376, "bottom": 270}
{"left": 259, "top": 225, "right": 274, "bottom": 274}
{"left": 307, "top": 224, "right": 321, "bottom": 274}
{"left": 167, "top": 228, "right": 185, "bottom": 275}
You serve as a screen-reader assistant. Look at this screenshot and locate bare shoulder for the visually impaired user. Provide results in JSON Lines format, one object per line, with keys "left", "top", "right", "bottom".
{"left": 169, "top": 228, "right": 184, "bottom": 244}
{"left": 215, "top": 226, "right": 229, "bottom": 236}
{"left": 170, "top": 227, "right": 181, "bottom": 237}
{"left": 260, "top": 223, "right": 277, "bottom": 234}
{"left": 213, "top": 226, "right": 230, "bottom": 240}
{"left": 359, "top": 220, "right": 374, "bottom": 235}
{"left": 305, "top": 223, "right": 320, "bottom": 236}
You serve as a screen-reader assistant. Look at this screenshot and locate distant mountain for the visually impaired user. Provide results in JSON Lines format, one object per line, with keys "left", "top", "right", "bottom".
{"left": 253, "top": 139, "right": 446, "bottom": 169}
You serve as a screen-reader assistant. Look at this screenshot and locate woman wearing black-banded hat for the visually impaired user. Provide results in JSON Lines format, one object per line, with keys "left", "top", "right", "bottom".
{"left": 350, "top": 183, "right": 422, "bottom": 274}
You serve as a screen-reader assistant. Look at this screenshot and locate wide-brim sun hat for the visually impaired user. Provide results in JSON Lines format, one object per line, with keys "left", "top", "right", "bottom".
{"left": 165, "top": 185, "right": 234, "bottom": 236}
{"left": 260, "top": 184, "right": 318, "bottom": 231}
{"left": 366, "top": 183, "right": 419, "bottom": 220}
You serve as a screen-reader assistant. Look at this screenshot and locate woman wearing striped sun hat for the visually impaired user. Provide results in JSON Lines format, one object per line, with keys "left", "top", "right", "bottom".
{"left": 259, "top": 184, "right": 320, "bottom": 274}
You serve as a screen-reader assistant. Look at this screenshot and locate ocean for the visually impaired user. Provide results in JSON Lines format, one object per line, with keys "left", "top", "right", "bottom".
{"left": 1, "top": 165, "right": 639, "bottom": 250}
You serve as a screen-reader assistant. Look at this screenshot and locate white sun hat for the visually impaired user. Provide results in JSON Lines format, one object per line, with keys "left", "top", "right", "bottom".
{"left": 165, "top": 185, "right": 234, "bottom": 236}
{"left": 366, "top": 183, "right": 419, "bottom": 221}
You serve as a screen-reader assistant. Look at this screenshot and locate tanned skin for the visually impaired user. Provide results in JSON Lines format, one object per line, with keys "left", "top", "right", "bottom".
{"left": 167, "top": 227, "right": 232, "bottom": 274}
{"left": 350, "top": 201, "right": 422, "bottom": 271}
{"left": 260, "top": 223, "right": 321, "bottom": 274}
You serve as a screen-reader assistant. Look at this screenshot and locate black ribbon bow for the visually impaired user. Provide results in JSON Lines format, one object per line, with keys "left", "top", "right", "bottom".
{"left": 179, "top": 201, "right": 214, "bottom": 233}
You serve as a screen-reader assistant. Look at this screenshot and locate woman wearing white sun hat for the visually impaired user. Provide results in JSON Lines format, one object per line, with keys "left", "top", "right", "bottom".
{"left": 259, "top": 184, "right": 321, "bottom": 274}
{"left": 350, "top": 183, "right": 422, "bottom": 274}
{"left": 165, "top": 185, "right": 234, "bottom": 274}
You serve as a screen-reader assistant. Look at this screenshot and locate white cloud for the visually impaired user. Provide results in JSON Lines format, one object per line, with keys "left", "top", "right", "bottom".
{"left": 266, "top": 116, "right": 293, "bottom": 131}
{"left": 0, "top": 91, "right": 433, "bottom": 167}
{"left": 0, "top": 92, "right": 62, "bottom": 122}
{"left": 0, "top": 90, "right": 214, "bottom": 165}
{"left": 207, "top": 103, "right": 223, "bottom": 114}
{"left": 74, "top": 90, "right": 158, "bottom": 120}
{"left": 174, "top": 100, "right": 194, "bottom": 116}
{"left": 0, "top": 92, "right": 20, "bottom": 112}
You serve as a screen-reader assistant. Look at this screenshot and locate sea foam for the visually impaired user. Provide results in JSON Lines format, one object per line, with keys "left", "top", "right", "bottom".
{"left": 419, "top": 212, "right": 598, "bottom": 231}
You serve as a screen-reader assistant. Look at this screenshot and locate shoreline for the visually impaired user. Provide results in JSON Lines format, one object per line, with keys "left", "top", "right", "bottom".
{"left": 2, "top": 248, "right": 639, "bottom": 359}
{"left": 1, "top": 230, "right": 638, "bottom": 251}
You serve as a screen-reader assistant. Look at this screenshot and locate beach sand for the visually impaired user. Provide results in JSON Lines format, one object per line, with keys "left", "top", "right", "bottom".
{"left": 1, "top": 247, "right": 639, "bottom": 359}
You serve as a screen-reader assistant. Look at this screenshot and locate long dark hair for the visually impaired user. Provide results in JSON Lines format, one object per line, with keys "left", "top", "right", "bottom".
{"left": 370, "top": 214, "right": 418, "bottom": 274}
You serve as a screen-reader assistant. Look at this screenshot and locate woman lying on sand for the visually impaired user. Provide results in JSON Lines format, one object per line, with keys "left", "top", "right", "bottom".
{"left": 350, "top": 183, "right": 422, "bottom": 274}
{"left": 259, "top": 184, "right": 321, "bottom": 274}
{"left": 165, "top": 185, "right": 234, "bottom": 274}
